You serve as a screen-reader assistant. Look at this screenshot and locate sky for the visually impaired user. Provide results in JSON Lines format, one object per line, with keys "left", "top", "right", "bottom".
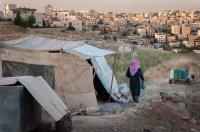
{"left": 0, "top": 0, "right": 200, "bottom": 13}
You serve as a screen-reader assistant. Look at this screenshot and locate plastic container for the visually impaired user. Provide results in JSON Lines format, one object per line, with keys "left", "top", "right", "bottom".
{"left": 170, "top": 68, "right": 188, "bottom": 80}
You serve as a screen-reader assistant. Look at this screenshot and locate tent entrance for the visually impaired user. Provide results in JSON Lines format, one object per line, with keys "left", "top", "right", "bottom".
{"left": 2, "top": 61, "right": 55, "bottom": 89}
{"left": 87, "top": 60, "right": 112, "bottom": 102}
{"left": 93, "top": 74, "right": 111, "bottom": 101}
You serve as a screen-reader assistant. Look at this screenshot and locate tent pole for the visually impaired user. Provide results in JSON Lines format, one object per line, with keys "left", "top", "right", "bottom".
{"left": 109, "top": 53, "right": 117, "bottom": 102}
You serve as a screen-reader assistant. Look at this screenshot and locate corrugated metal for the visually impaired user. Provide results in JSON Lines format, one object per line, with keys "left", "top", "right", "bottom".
{"left": 0, "top": 76, "right": 69, "bottom": 121}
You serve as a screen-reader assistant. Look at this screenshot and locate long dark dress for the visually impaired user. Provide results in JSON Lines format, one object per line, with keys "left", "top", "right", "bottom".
{"left": 126, "top": 68, "right": 144, "bottom": 97}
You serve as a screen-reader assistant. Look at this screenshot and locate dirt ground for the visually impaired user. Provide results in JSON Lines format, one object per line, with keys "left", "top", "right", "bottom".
{"left": 72, "top": 82, "right": 200, "bottom": 132}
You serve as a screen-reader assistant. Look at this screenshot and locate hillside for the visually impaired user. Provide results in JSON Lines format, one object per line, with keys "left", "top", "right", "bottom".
{"left": 73, "top": 50, "right": 200, "bottom": 132}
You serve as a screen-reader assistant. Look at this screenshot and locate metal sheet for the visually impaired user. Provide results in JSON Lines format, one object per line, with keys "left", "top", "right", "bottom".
{"left": 0, "top": 76, "right": 69, "bottom": 121}
{"left": 0, "top": 77, "right": 18, "bottom": 85}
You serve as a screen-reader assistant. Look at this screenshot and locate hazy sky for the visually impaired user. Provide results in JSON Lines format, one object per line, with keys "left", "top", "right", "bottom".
{"left": 0, "top": 0, "right": 200, "bottom": 13}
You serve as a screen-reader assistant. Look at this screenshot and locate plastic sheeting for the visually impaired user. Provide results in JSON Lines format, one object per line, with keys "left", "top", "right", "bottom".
{"left": 91, "top": 57, "right": 130, "bottom": 103}
{"left": 2, "top": 60, "right": 55, "bottom": 89}
{"left": 63, "top": 44, "right": 115, "bottom": 59}
{"left": 1, "top": 36, "right": 84, "bottom": 51}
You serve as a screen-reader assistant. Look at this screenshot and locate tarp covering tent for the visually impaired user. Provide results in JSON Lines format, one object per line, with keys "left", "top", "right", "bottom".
{"left": 63, "top": 44, "right": 129, "bottom": 103}
{"left": 0, "top": 76, "right": 69, "bottom": 121}
{"left": 0, "top": 36, "right": 129, "bottom": 114}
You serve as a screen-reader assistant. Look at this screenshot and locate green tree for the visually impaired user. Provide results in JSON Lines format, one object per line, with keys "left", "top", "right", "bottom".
{"left": 14, "top": 12, "right": 35, "bottom": 28}
{"left": 67, "top": 25, "right": 76, "bottom": 30}
{"left": 67, "top": 22, "right": 76, "bottom": 30}
{"left": 14, "top": 11, "right": 23, "bottom": 26}
{"left": 42, "top": 20, "right": 48, "bottom": 28}
{"left": 26, "top": 15, "right": 35, "bottom": 28}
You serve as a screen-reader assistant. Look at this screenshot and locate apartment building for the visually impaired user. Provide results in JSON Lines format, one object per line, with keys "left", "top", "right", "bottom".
{"left": 137, "top": 28, "right": 147, "bottom": 36}
{"left": 12, "top": 8, "right": 36, "bottom": 20}
{"left": 171, "top": 25, "right": 181, "bottom": 35}
{"left": 155, "top": 33, "right": 167, "bottom": 43}
{"left": 181, "top": 25, "right": 191, "bottom": 35}
{"left": 85, "top": 18, "right": 98, "bottom": 26}
{"left": 34, "top": 13, "right": 43, "bottom": 27}
{"left": 3, "top": 4, "right": 17, "bottom": 19}
{"left": 167, "top": 35, "right": 177, "bottom": 42}
{"left": 65, "top": 19, "right": 83, "bottom": 31}
{"left": 146, "top": 26, "right": 155, "bottom": 37}
{"left": 52, "top": 10, "right": 69, "bottom": 21}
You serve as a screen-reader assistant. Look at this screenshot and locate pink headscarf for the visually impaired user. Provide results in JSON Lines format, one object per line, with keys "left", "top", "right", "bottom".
{"left": 129, "top": 58, "right": 140, "bottom": 76}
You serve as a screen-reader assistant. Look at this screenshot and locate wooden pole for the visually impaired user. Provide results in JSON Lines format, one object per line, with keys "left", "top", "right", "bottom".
{"left": 109, "top": 53, "right": 117, "bottom": 102}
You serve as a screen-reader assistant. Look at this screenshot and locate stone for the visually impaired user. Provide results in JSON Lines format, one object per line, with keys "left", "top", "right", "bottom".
{"left": 177, "top": 103, "right": 191, "bottom": 120}
{"left": 190, "top": 118, "right": 197, "bottom": 125}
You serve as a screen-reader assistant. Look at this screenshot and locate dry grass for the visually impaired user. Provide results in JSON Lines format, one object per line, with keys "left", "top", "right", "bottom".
{"left": 106, "top": 50, "right": 178, "bottom": 84}
{"left": 145, "top": 54, "right": 200, "bottom": 82}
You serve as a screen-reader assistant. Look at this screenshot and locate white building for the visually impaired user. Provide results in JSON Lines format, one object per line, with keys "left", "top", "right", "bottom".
{"left": 171, "top": 25, "right": 181, "bottom": 35}
{"left": 65, "top": 19, "right": 83, "bottom": 31}
{"left": 181, "top": 25, "right": 191, "bottom": 35}
{"left": 137, "top": 28, "right": 147, "bottom": 36}
{"left": 85, "top": 18, "right": 97, "bottom": 26}
{"left": 12, "top": 8, "right": 36, "bottom": 20}
{"left": 0, "top": 11, "right": 4, "bottom": 19}
{"left": 198, "top": 30, "right": 200, "bottom": 36}
{"left": 146, "top": 26, "right": 155, "bottom": 37}
{"left": 3, "top": 4, "right": 17, "bottom": 19}
{"left": 44, "top": 4, "right": 53, "bottom": 15}
{"left": 51, "top": 12, "right": 82, "bottom": 31}
{"left": 155, "top": 33, "right": 167, "bottom": 43}
{"left": 52, "top": 10, "right": 69, "bottom": 21}
{"left": 34, "top": 13, "right": 43, "bottom": 27}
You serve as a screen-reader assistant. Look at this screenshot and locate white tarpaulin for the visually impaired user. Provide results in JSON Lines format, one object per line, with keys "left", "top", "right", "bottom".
{"left": 63, "top": 44, "right": 115, "bottom": 59}
{"left": 91, "top": 57, "right": 130, "bottom": 103}
{"left": 0, "top": 76, "right": 69, "bottom": 121}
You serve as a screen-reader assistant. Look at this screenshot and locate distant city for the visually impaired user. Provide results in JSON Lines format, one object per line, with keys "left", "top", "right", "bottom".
{"left": 0, "top": 3, "right": 200, "bottom": 53}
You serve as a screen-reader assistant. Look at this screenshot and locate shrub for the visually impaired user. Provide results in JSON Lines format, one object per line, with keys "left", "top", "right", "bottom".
{"left": 14, "top": 11, "right": 35, "bottom": 28}
{"left": 67, "top": 25, "right": 76, "bottom": 30}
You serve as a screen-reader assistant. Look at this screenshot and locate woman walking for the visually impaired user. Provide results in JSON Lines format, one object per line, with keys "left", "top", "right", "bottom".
{"left": 126, "top": 58, "right": 144, "bottom": 103}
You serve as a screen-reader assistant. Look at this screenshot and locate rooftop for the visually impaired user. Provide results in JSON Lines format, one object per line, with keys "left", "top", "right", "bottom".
{"left": 12, "top": 7, "right": 37, "bottom": 13}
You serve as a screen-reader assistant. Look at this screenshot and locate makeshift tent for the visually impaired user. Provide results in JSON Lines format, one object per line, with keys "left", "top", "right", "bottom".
{"left": 0, "top": 36, "right": 129, "bottom": 114}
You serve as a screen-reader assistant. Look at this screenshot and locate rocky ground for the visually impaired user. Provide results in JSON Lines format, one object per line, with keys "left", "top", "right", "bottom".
{"left": 72, "top": 82, "right": 200, "bottom": 132}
